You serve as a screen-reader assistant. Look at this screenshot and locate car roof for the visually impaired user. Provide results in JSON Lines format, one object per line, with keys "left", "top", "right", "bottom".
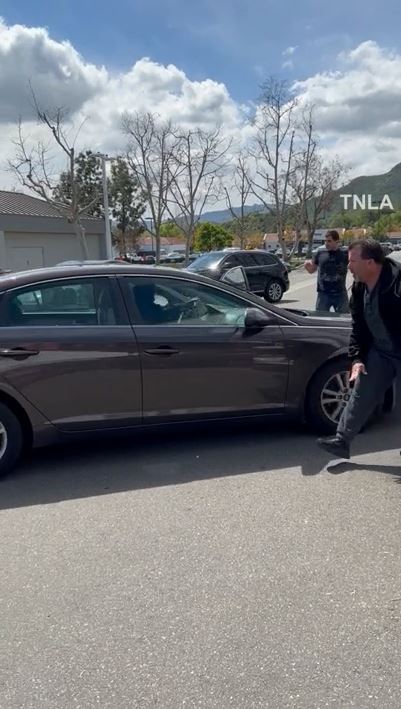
{"left": 195, "top": 249, "right": 277, "bottom": 258}
{"left": 0, "top": 263, "right": 231, "bottom": 291}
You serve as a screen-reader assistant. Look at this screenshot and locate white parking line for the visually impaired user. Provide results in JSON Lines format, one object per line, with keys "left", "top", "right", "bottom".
{"left": 287, "top": 278, "right": 316, "bottom": 293}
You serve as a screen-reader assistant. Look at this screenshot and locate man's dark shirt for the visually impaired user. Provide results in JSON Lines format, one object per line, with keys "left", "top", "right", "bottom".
{"left": 314, "top": 248, "right": 348, "bottom": 294}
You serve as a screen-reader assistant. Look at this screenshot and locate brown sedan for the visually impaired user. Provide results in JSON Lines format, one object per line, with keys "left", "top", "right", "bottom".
{"left": 0, "top": 264, "right": 391, "bottom": 476}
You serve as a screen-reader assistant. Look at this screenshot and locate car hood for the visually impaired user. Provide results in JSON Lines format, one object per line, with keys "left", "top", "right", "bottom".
{"left": 282, "top": 307, "right": 351, "bottom": 328}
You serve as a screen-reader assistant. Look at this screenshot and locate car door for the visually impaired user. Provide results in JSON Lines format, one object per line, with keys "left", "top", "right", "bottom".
{"left": 0, "top": 275, "right": 142, "bottom": 431}
{"left": 250, "top": 253, "right": 278, "bottom": 292}
{"left": 234, "top": 252, "right": 264, "bottom": 292}
{"left": 119, "top": 274, "right": 289, "bottom": 424}
{"left": 220, "top": 266, "right": 250, "bottom": 291}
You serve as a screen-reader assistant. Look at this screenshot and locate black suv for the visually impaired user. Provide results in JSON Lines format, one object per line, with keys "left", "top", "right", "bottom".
{"left": 187, "top": 249, "right": 290, "bottom": 302}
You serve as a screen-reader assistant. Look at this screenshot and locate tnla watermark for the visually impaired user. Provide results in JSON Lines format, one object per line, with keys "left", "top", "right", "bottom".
{"left": 340, "top": 194, "right": 394, "bottom": 210}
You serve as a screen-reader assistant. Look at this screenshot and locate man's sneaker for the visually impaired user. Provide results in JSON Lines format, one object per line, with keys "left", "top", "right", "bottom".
{"left": 317, "top": 435, "right": 350, "bottom": 459}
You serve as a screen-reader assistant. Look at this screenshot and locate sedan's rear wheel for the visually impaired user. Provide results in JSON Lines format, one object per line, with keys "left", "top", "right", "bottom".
{"left": 306, "top": 359, "right": 351, "bottom": 433}
{"left": 264, "top": 279, "right": 284, "bottom": 303}
{"left": 0, "top": 402, "right": 24, "bottom": 477}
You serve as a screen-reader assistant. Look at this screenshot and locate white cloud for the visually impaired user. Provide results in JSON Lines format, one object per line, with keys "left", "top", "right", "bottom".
{"left": 2, "top": 19, "right": 401, "bottom": 195}
{"left": 282, "top": 45, "right": 298, "bottom": 69}
{"left": 0, "top": 19, "right": 245, "bottom": 190}
{"left": 283, "top": 46, "right": 298, "bottom": 57}
{"left": 0, "top": 17, "right": 107, "bottom": 122}
{"left": 71, "top": 57, "right": 246, "bottom": 161}
{"left": 293, "top": 40, "right": 401, "bottom": 176}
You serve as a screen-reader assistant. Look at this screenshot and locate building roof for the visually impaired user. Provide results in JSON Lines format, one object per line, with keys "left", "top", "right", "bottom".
{"left": 0, "top": 190, "right": 66, "bottom": 218}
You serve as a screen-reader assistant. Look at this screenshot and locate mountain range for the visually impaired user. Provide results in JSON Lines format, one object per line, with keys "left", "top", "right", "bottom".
{"left": 200, "top": 162, "right": 401, "bottom": 224}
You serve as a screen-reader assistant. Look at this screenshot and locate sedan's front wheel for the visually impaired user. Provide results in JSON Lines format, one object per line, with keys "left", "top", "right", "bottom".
{"left": 0, "top": 402, "right": 24, "bottom": 478}
{"left": 306, "top": 359, "right": 351, "bottom": 433}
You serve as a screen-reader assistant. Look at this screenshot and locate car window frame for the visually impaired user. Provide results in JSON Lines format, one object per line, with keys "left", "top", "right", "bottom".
{"left": 220, "top": 254, "right": 241, "bottom": 270}
{"left": 0, "top": 275, "right": 128, "bottom": 328}
{"left": 118, "top": 273, "right": 264, "bottom": 327}
{"left": 236, "top": 252, "right": 260, "bottom": 267}
{"left": 252, "top": 252, "right": 277, "bottom": 266}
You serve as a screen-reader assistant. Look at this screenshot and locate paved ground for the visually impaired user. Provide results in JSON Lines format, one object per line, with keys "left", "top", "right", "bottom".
{"left": 1, "top": 259, "right": 401, "bottom": 708}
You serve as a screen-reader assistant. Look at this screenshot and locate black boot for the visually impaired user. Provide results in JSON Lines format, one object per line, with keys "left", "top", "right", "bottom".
{"left": 317, "top": 435, "right": 350, "bottom": 459}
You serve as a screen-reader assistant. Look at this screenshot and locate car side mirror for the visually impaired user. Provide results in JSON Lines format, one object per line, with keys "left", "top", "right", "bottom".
{"left": 244, "top": 307, "right": 275, "bottom": 329}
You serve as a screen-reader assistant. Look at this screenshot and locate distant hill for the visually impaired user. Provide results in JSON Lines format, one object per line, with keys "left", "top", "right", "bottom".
{"left": 199, "top": 203, "right": 268, "bottom": 223}
{"left": 330, "top": 162, "right": 401, "bottom": 213}
{"left": 197, "top": 163, "right": 401, "bottom": 227}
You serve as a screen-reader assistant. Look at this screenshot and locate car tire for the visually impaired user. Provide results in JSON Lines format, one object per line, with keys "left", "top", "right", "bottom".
{"left": 264, "top": 279, "right": 284, "bottom": 303}
{"left": 306, "top": 358, "right": 351, "bottom": 434}
{"left": 0, "top": 402, "right": 24, "bottom": 478}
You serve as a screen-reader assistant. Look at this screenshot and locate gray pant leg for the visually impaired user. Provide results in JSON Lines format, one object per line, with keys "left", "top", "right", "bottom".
{"left": 337, "top": 348, "right": 396, "bottom": 443}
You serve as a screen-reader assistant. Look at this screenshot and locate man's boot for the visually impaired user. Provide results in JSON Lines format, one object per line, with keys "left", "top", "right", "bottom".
{"left": 317, "top": 435, "right": 350, "bottom": 459}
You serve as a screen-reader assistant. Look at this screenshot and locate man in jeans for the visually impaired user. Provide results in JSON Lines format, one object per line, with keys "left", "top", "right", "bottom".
{"left": 304, "top": 230, "right": 349, "bottom": 312}
{"left": 317, "top": 239, "right": 401, "bottom": 459}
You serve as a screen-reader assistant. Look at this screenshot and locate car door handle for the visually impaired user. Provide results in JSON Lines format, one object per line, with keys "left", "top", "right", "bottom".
{"left": 144, "top": 346, "right": 180, "bottom": 356}
{"left": 0, "top": 348, "right": 39, "bottom": 358}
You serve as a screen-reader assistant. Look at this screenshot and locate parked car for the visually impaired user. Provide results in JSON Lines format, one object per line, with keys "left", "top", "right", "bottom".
{"left": 188, "top": 252, "right": 203, "bottom": 263}
{"left": 166, "top": 251, "right": 185, "bottom": 263}
{"left": 0, "top": 263, "right": 393, "bottom": 477}
{"left": 187, "top": 249, "right": 289, "bottom": 302}
{"left": 56, "top": 259, "right": 130, "bottom": 267}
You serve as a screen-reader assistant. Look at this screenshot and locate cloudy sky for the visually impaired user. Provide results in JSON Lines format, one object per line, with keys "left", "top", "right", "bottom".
{"left": 1, "top": 1, "right": 401, "bottom": 194}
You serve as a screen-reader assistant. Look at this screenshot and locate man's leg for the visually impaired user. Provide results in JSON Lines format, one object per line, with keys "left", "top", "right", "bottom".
{"left": 316, "top": 292, "right": 330, "bottom": 312}
{"left": 318, "top": 348, "right": 396, "bottom": 457}
{"left": 333, "top": 291, "right": 350, "bottom": 314}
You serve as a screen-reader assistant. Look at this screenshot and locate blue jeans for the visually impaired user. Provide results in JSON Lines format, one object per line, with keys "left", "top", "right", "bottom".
{"left": 337, "top": 347, "right": 400, "bottom": 443}
{"left": 316, "top": 290, "right": 349, "bottom": 313}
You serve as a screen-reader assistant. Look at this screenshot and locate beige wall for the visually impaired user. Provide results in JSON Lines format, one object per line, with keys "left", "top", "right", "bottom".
{"left": 2, "top": 231, "right": 102, "bottom": 270}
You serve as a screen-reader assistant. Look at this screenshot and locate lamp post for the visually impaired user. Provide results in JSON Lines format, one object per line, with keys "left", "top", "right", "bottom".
{"left": 95, "top": 153, "right": 114, "bottom": 259}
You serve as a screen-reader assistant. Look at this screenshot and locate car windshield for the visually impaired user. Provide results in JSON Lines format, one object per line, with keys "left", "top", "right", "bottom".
{"left": 187, "top": 252, "right": 224, "bottom": 271}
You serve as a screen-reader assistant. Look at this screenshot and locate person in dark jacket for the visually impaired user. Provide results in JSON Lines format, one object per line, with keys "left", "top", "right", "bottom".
{"left": 304, "top": 230, "right": 349, "bottom": 313}
{"left": 317, "top": 238, "right": 401, "bottom": 459}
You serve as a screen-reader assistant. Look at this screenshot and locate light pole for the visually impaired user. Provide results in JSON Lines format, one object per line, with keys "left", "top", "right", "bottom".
{"left": 95, "top": 153, "right": 114, "bottom": 259}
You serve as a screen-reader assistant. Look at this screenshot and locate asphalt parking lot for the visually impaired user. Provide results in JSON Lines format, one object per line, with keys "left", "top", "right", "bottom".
{"left": 1, "top": 262, "right": 401, "bottom": 708}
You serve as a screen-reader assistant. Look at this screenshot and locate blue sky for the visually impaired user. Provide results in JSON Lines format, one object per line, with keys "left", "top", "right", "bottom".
{"left": 2, "top": 0, "right": 401, "bottom": 102}
{"left": 1, "top": 0, "right": 401, "bottom": 185}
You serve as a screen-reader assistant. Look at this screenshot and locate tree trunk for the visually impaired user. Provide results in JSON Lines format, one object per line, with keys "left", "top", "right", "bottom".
{"left": 184, "top": 230, "right": 193, "bottom": 266}
{"left": 73, "top": 221, "right": 89, "bottom": 259}
{"left": 154, "top": 231, "right": 160, "bottom": 264}
{"left": 289, "top": 227, "right": 301, "bottom": 258}
{"left": 307, "top": 228, "right": 314, "bottom": 257}
{"left": 277, "top": 223, "right": 287, "bottom": 260}
{"left": 121, "top": 229, "right": 126, "bottom": 256}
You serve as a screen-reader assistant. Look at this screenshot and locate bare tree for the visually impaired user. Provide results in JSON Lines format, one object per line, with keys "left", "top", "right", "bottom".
{"left": 224, "top": 152, "right": 252, "bottom": 248}
{"left": 9, "top": 101, "right": 97, "bottom": 259}
{"left": 288, "top": 105, "right": 318, "bottom": 256}
{"left": 122, "top": 112, "right": 180, "bottom": 263}
{"left": 248, "top": 78, "right": 298, "bottom": 260}
{"left": 165, "top": 127, "right": 232, "bottom": 263}
{"left": 304, "top": 156, "right": 347, "bottom": 255}
{"left": 289, "top": 106, "right": 348, "bottom": 257}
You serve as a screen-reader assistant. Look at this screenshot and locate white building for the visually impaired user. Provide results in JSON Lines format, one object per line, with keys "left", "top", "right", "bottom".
{"left": 0, "top": 191, "right": 106, "bottom": 271}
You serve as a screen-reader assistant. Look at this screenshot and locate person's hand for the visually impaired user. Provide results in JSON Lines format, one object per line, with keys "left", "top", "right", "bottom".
{"left": 349, "top": 362, "right": 367, "bottom": 383}
{"left": 304, "top": 260, "right": 314, "bottom": 274}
